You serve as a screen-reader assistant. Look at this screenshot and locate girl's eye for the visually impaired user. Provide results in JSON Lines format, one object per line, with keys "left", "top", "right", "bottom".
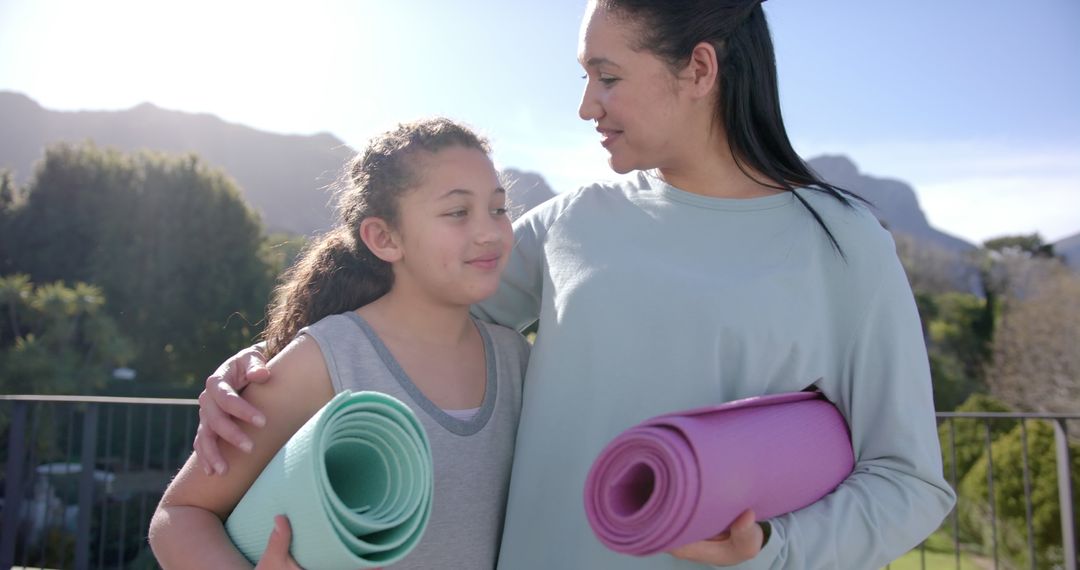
{"left": 492, "top": 207, "right": 509, "bottom": 217}
{"left": 446, "top": 209, "right": 468, "bottom": 218}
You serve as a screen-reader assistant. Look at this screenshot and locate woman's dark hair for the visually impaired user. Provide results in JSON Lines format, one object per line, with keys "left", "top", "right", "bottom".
{"left": 598, "top": 0, "right": 865, "bottom": 254}
{"left": 261, "top": 118, "right": 490, "bottom": 357}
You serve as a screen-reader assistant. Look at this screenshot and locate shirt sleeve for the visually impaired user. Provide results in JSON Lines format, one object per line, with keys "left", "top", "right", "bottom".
{"left": 472, "top": 189, "right": 580, "bottom": 332}
{"left": 733, "top": 240, "right": 957, "bottom": 569}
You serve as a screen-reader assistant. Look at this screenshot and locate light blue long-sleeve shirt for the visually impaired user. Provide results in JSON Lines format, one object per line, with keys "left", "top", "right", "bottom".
{"left": 474, "top": 174, "right": 956, "bottom": 569}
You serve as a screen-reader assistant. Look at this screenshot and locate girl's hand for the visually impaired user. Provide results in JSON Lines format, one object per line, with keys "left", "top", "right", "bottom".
{"left": 667, "top": 509, "right": 765, "bottom": 567}
{"left": 194, "top": 346, "right": 272, "bottom": 476}
{"left": 255, "top": 515, "right": 303, "bottom": 570}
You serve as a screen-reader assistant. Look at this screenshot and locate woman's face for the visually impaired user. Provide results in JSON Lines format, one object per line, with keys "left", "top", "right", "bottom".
{"left": 577, "top": 3, "right": 697, "bottom": 174}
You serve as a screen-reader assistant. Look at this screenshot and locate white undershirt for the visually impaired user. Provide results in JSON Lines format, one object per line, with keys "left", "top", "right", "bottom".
{"left": 442, "top": 406, "right": 480, "bottom": 420}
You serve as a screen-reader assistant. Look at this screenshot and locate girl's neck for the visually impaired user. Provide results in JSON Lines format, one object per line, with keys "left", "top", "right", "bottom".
{"left": 358, "top": 287, "right": 475, "bottom": 347}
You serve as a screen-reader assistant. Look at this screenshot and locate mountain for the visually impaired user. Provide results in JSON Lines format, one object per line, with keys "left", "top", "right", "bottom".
{"left": 0, "top": 92, "right": 1015, "bottom": 264}
{"left": 0, "top": 91, "right": 351, "bottom": 235}
{"left": 0, "top": 92, "right": 563, "bottom": 235}
{"left": 807, "top": 155, "right": 975, "bottom": 253}
{"left": 1054, "top": 232, "right": 1080, "bottom": 271}
{"left": 501, "top": 168, "right": 557, "bottom": 220}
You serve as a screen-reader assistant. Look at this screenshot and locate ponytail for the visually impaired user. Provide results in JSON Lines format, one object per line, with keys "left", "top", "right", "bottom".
{"left": 718, "top": 7, "right": 863, "bottom": 256}
{"left": 262, "top": 228, "right": 392, "bottom": 358}
{"left": 260, "top": 117, "right": 490, "bottom": 357}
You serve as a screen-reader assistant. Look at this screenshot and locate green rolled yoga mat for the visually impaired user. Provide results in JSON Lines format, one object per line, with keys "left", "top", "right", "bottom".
{"left": 225, "top": 390, "right": 433, "bottom": 568}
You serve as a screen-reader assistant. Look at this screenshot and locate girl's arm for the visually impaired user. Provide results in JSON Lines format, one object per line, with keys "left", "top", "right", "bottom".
{"left": 149, "top": 335, "right": 335, "bottom": 569}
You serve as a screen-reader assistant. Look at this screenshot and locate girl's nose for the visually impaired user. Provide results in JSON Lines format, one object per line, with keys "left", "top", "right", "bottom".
{"left": 475, "top": 215, "right": 505, "bottom": 245}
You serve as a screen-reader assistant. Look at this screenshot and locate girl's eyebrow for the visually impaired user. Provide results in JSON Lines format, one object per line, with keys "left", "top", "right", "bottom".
{"left": 437, "top": 187, "right": 506, "bottom": 200}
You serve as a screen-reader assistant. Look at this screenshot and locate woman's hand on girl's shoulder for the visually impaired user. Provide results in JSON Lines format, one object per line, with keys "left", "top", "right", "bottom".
{"left": 167, "top": 335, "right": 335, "bottom": 520}
{"left": 667, "top": 509, "right": 765, "bottom": 567}
{"left": 196, "top": 344, "right": 273, "bottom": 476}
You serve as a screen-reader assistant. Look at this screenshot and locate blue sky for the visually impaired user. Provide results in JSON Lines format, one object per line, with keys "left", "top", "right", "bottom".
{"left": 1, "top": 0, "right": 1077, "bottom": 243}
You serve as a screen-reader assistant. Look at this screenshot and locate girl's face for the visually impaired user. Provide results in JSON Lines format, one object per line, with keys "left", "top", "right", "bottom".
{"left": 390, "top": 146, "right": 513, "bottom": 307}
{"left": 577, "top": 3, "right": 698, "bottom": 174}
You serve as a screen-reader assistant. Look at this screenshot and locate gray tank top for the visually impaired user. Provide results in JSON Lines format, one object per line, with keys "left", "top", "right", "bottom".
{"left": 299, "top": 311, "right": 528, "bottom": 569}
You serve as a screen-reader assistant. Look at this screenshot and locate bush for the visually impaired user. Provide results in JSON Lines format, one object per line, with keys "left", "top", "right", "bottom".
{"left": 958, "top": 420, "right": 1080, "bottom": 569}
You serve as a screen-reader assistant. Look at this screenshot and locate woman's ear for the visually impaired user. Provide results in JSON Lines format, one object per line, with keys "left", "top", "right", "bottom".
{"left": 359, "top": 217, "right": 402, "bottom": 263}
{"left": 685, "top": 41, "right": 720, "bottom": 99}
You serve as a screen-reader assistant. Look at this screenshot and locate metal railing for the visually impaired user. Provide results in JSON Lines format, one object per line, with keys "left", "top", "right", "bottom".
{"left": 0, "top": 395, "right": 1077, "bottom": 570}
{"left": 926, "top": 412, "right": 1078, "bottom": 570}
{"left": 1, "top": 396, "right": 197, "bottom": 570}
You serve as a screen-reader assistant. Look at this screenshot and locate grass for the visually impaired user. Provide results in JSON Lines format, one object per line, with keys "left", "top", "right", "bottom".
{"left": 881, "top": 530, "right": 985, "bottom": 570}
{"left": 883, "top": 548, "right": 977, "bottom": 570}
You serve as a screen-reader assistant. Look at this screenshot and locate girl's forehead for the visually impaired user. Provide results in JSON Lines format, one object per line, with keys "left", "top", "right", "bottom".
{"left": 410, "top": 149, "right": 499, "bottom": 193}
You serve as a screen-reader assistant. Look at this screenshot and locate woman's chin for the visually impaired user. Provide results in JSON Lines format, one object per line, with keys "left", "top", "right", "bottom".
{"left": 607, "top": 156, "right": 636, "bottom": 175}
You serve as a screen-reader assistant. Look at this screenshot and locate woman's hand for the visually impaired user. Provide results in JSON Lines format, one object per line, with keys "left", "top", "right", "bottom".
{"left": 255, "top": 515, "right": 303, "bottom": 570}
{"left": 667, "top": 510, "right": 766, "bottom": 567}
{"left": 194, "top": 345, "right": 272, "bottom": 475}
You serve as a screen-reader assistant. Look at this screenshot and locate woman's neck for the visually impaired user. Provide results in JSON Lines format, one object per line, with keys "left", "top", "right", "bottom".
{"left": 657, "top": 125, "right": 783, "bottom": 199}
{"left": 358, "top": 288, "right": 474, "bottom": 348}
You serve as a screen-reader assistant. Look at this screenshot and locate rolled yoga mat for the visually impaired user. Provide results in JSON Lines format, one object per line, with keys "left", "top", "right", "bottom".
{"left": 584, "top": 391, "right": 854, "bottom": 556}
{"left": 225, "top": 390, "right": 433, "bottom": 569}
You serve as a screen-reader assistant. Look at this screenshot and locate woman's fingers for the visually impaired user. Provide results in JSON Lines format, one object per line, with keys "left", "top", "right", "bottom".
{"left": 192, "top": 349, "right": 272, "bottom": 475}
{"left": 667, "top": 509, "right": 764, "bottom": 566}
{"left": 210, "top": 349, "right": 271, "bottom": 426}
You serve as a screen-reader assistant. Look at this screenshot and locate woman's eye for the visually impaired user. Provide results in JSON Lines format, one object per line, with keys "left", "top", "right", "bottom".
{"left": 446, "top": 209, "right": 468, "bottom": 218}
{"left": 492, "top": 207, "right": 509, "bottom": 217}
{"left": 583, "top": 73, "right": 619, "bottom": 85}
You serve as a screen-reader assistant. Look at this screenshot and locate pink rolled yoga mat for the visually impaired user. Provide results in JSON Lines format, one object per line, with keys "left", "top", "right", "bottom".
{"left": 584, "top": 391, "right": 854, "bottom": 556}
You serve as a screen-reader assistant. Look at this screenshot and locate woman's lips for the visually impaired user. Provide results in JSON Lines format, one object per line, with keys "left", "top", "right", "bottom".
{"left": 598, "top": 127, "right": 621, "bottom": 148}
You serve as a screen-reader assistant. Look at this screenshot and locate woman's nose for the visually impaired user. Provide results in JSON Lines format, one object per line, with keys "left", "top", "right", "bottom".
{"left": 578, "top": 80, "right": 602, "bottom": 121}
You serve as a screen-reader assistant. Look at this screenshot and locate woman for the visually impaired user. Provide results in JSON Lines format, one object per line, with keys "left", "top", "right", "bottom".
{"left": 195, "top": 1, "right": 955, "bottom": 567}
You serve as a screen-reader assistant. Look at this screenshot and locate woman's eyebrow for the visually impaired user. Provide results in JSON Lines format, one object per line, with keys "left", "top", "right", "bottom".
{"left": 580, "top": 56, "right": 621, "bottom": 69}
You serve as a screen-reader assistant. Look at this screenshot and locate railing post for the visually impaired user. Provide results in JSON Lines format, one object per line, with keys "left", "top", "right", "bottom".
{"left": 0, "top": 401, "right": 29, "bottom": 569}
{"left": 1054, "top": 419, "right": 1076, "bottom": 570}
{"left": 74, "top": 403, "right": 99, "bottom": 570}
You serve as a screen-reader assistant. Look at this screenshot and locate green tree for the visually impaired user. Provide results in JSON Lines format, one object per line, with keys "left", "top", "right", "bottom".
{"left": 987, "top": 270, "right": 1080, "bottom": 413}
{"left": 0, "top": 169, "right": 19, "bottom": 275}
{"left": 983, "top": 234, "right": 1056, "bottom": 259}
{"left": 261, "top": 231, "right": 308, "bottom": 277}
{"left": 6, "top": 143, "right": 275, "bottom": 388}
{"left": 958, "top": 420, "right": 1080, "bottom": 569}
{"left": 924, "top": 292, "right": 993, "bottom": 410}
{"left": 0, "top": 274, "right": 134, "bottom": 394}
{"left": 939, "top": 393, "right": 1014, "bottom": 491}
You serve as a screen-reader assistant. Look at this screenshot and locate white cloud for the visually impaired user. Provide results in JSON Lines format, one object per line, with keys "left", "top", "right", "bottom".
{"left": 918, "top": 176, "right": 1079, "bottom": 244}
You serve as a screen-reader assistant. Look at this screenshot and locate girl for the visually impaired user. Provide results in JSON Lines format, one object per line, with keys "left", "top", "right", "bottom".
{"left": 195, "top": 1, "right": 957, "bottom": 567}
{"left": 148, "top": 118, "right": 529, "bottom": 569}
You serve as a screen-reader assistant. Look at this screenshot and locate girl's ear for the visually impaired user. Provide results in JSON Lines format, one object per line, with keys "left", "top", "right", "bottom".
{"left": 359, "top": 217, "right": 403, "bottom": 263}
